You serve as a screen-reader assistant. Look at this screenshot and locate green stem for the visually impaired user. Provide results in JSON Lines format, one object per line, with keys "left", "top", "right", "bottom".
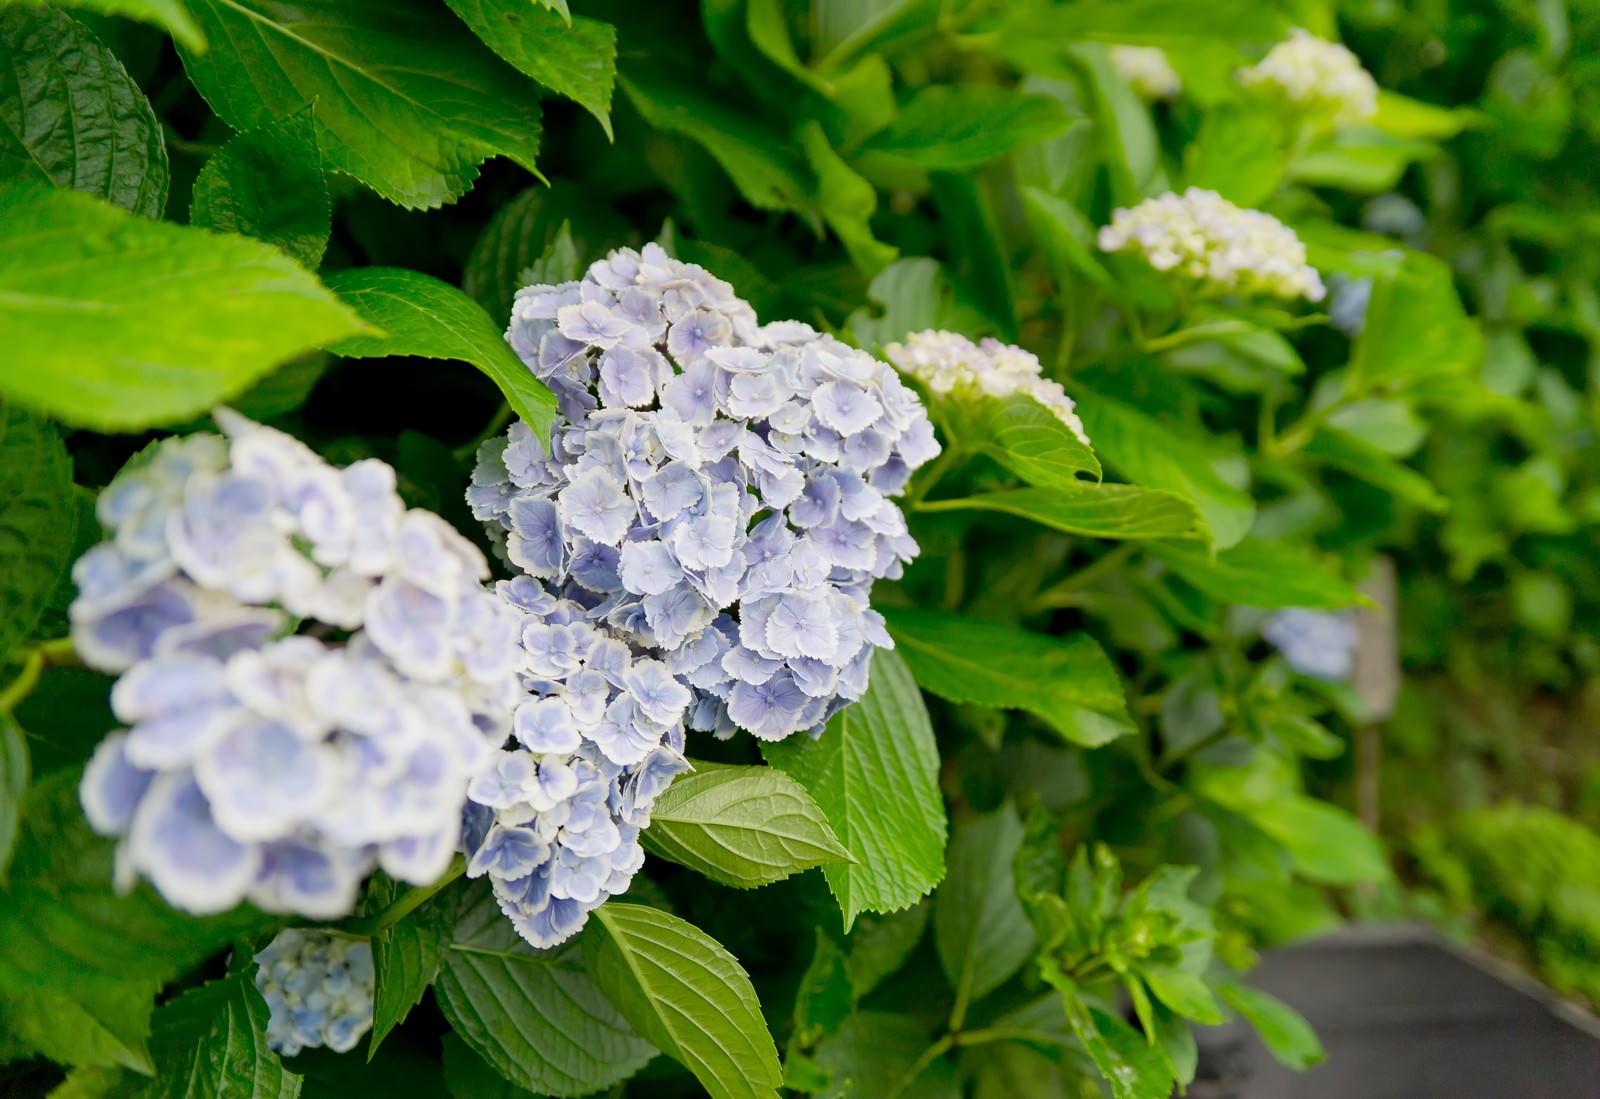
{"left": 0, "top": 649, "right": 44, "bottom": 714}
{"left": 1139, "top": 320, "right": 1251, "bottom": 354}
{"left": 453, "top": 402, "right": 515, "bottom": 463}
{"left": 883, "top": 1034, "right": 955, "bottom": 1099}
{"left": 342, "top": 857, "right": 465, "bottom": 936}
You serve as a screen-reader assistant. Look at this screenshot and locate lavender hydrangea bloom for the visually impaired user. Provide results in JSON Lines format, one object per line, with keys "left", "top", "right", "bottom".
{"left": 469, "top": 245, "right": 940, "bottom": 743}
{"left": 73, "top": 412, "right": 522, "bottom": 918}
{"left": 253, "top": 930, "right": 375, "bottom": 1056}
{"left": 1261, "top": 608, "right": 1359, "bottom": 682}
{"left": 462, "top": 579, "right": 691, "bottom": 949}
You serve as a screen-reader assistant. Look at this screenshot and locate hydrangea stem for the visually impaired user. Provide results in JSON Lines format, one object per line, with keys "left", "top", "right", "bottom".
{"left": 0, "top": 638, "right": 78, "bottom": 713}
{"left": 342, "top": 856, "right": 466, "bottom": 936}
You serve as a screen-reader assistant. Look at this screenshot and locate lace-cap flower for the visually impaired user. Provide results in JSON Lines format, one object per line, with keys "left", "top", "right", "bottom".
{"left": 254, "top": 929, "right": 375, "bottom": 1056}
{"left": 74, "top": 412, "right": 521, "bottom": 919}
{"left": 1098, "top": 188, "right": 1327, "bottom": 303}
{"left": 1237, "top": 28, "right": 1378, "bottom": 125}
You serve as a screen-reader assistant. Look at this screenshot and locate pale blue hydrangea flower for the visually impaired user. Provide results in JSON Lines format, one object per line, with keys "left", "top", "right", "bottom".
{"left": 75, "top": 413, "right": 523, "bottom": 918}
{"left": 1327, "top": 274, "right": 1373, "bottom": 336}
{"left": 253, "top": 929, "right": 375, "bottom": 1056}
{"left": 470, "top": 245, "right": 939, "bottom": 743}
{"left": 1262, "top": 608, "right": 1358, "bottom": 681}
{"left": 461, "top": 578, "right": 692, "bottom": 949}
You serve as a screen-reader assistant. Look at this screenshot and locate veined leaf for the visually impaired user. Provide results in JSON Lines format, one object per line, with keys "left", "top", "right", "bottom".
{"left": 0, "top": 7, "right": 168, "bottom": 218}
{"left": 934, "top": 805, "right": 1035, "bottom": 1005}
{"left": 368, "top": 875, "right": 457, "bottom": 1056}
{"left": 967, "top": 391, "right": 1101, "bottom": 487}
{"left": 0, "top": 402, "right": 75, "bottom": 662}
{"left": 323, "top": 268, "right": 558, "bottom": 443}
{"left": 0, "top": 184, "right": 363, "bottom": 432}
{"left": 883, "top": 607, "right": 1133, "bottom": 748}
{"left": 1151, "top": 539, "right": 1363, "bottom": 610}
{"left": 177, "top": 0, "right": 543, "bottom": 209}
{"left": 143, "top": 973, "right": 301, "bottom": 1099}
{"left": 863, "top": 85, "right": 1071, "bottom": 168}
{"left": 190, "top": 107, "right": 329, "bottom": 269}
{"left": 921, "top": 483, "right": 1203, "bottom": 541}
{"left": 584, "top": 903, "right": 783, "bottom": 1099}
{"left": 435, "top": 882, "right": 653, "bottom": 1097}
{"left": 1217, "top": 984, "right": 1324, "bottom": 1071}
{"left": 640, "top": 766, "right": 853, "bottom": 889}
{"left": 762, "top": 649, "right": 947, "bottom": 928}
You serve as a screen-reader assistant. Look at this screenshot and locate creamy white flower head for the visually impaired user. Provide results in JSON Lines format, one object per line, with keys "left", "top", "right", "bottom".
{"left": 1237, "top": 28, "right": 1378, "bottom": 125}
{"left": 883, "top": 331, "right": 1089, "bottom": 446}
{"left": 1110, "top": 45, "right": 1180, "bottom": 101}
{"left": 1098, "top": 187, "right": 1326, "bottom": 303}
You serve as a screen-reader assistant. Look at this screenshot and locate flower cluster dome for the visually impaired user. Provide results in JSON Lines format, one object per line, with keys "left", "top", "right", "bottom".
{"left": 1098, "top": 188, "right": 1327, "bottom": 303}
{"left": 1262, "top": 607, "right": 1358, "bottom": 682}
{"left": 254, "top": 929, "right": 376, "bottom": 1056}
{"left": 884, "top": 330, "right": 1090, "bottom": 446}
{"left": 1110, "top": 45, "right": 1180, "bottom": 101}
{"left": 1237, "top": 28, "right": 1379, "bottom": 125}
{"left": 75, "top": 412, "right": 521, "bottom": 918}
{"left": 469, "top": 244, "right": 940, "bottom": 743}
{"left": 462, "top": 577, "right": 691, "bottom": 948}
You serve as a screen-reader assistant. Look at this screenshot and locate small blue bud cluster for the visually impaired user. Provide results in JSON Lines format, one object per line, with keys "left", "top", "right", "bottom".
{"left": 253, "top": 929, "right": 375, "bottom": 1056}
{"left": 469, "top": 245, "right": 940, "bottom": 743}
{"left": 1262, "top": 608, "right": 1358, "bottom": 682}
{"left": 462, "top": 577, "right": 691, "bottom": 948}
{"left": 75, "top": 412, "right": 521, "bottom": 918}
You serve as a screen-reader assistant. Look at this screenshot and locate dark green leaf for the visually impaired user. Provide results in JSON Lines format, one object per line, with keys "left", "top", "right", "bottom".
{"left": 0, "top": 6, "right": 167, "bottom": 218}
{"left": 1151, "top": 540, "right": 1363, "bottom": 611}
{"left": 0, "top": 0, "right": 204, "bottom": 50}
{"left": 141, "top": 973, "right": 301, "bottom": 1099}
{"left": 864, "top": 86, "right": 1070, "bottom": 168}
{"left": 0, "top": 183, "right": 363, "bottom": 432}
{"left": 177, "top": 0, "right": 543, "bottom": 209}
{"left": 1301, "top": 428, "right": 1447, "bottom": 512}
{"left": 435, "top": 882, "right": 653, "bottom": 1097}
{"left": 443, "top": 1, "right": 616, "bottom": 139}
{"left": 0, "top": 402, "right": 75, "bottom": 660}
{"left": 810, "top": 1012, "right": 958, "bottom": 1099}
{"left": 763, "top": 649, "right": 947, "bottom": 928}
{"left": 934, "top": 804, "right": 1035, "bottom": 1004}
{"left": 585, "top": 903, "right": 783, "bottom": 1099}
{"left": 369, "top": 875, "right": 457, "bottom": 1056}
{"left": 1217, "top": 984, "right": 1324, "bottom": 1071}
{"left": 923, "top": 484, "right": 1203, "bottom": 541}
{"left": 791, "top": 930, "right": 854, "bottom": 1043}
{"left": 189, "top": 108, "right": 329, "bottom": 269}
{"left": 883, "top": 607, "right": 1133, "bottom": 748}
{"left": 1350, "top": 253, "right": 1483, "bottom": 387}
{"left": 0, "top": 714, "right": 26, "bottom": 878}
{"left": 439, "top": 1032, "right": 541, "bottom": 1099}
{"left": 842, "top": 902, "right": 929, "bottom": 998}
{"left": 640, "top": 765, "right": 853, "bottom": 889}
{"left": 323, "top": 268, "right": 557, "bottom": 443}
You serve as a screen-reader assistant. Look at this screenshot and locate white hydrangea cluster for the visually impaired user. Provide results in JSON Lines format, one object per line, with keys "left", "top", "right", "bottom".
{"left": 462, "top": 577, "right": 691, "bottom": 948}
{"left": 1110, "top": 45, "right": 1180, "bottom": 101}
{"left": 1262, "top": 608, "right": 1358, "bottom": 682}
{"left": 469, "top": 244, "right": 940, "bottom": 743}
{"left": 1098, "top": 188, "right": 1327, "bottom": 303}
{"left": 884, "top": 330, "right": 1090, "bottom": 446}
{"left": 1237, "top": 28, "right": 1379, "bottom": 125}
{"left": 75, "top": 413, "right": 521, "bottom": 918}
{"left": 254, "top": 930, "right": 375, "bottom": 1056}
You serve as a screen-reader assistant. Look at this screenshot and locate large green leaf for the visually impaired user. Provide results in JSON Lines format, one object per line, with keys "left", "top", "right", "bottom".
{"left": 1217, "top": 984, "right": 1324, "bottom": 1071}
{"left": 1076, "top": 396, "right": 1253, "bottom": 547}
{"left": 762, "top": 648, "right": 947, "bottom": 928}
{"left": 0, "top": 771, "right": 274, "bottom": 1071}
{"left": 443, "top": 0, "right": 616, "bottom": 139}
{"left": 922, "top": 484, "right": 1203, "bottom": 541}
{"left": 1350, "top": 252, "right": 1483, "bottom": 387}
{"left": 883, "top": 607, "right": 1133, "bottom": 748}
{"left": 434, "top": 882, "right": 653, "bottom": 1097}
{"left": 176, "top": 0, "right": 543, "bottom": 209}
{"left": 1052, "top": 986, "right": 1172, "bottom": 1099}
{"left": 189, "top": 108, "right": 329, "bottom": 269}
{"left": 0, "top": 402, "right": 75, "bottom": 660}
{"left": 810, "top": 1012, "right": 959, "bottom": 1099}
{"left": 584, "top": 903, "right": 782, "bottom": 1099}
{"left": 140, "top": 974, "right": 302, "bottom": 1098}
{"left": 1301, "top": 428, "right": 1447, "bottom": 512}
{"left": 0, "top": 714, "right": 26, "bottom": 878}
{"left": 934, "top": 805, "right": 1035, "bottom": 1006}
{"left": 323, "top": 268, "right": 558, "bottom": 443}
{"left": 1151, "top": 540, "right": 1363, "bottom": 611}
{"left": 368, "top": 876, "right": 457, "bottom": 1056}
{"left": 0, "top": 184, "right": 363, "bottom": 432}
{"left": 0, "top": 7, "right": 167, "bottom": 218}
{"left": 863, "top": 85, "right": 1070, "bottom": 168}
{"left": 640, "top": 765, "right": 853, "bottom": 889}
{"left": 0, "top": 0, "right": 204, "bottom": 51}
{"left": 965, "top": 392, "right": 1101, "bottom": 486}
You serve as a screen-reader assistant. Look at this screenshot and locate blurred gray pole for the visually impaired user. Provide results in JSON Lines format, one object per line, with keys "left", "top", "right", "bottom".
{"left": 1353, "top": 556, "right": 1400, "bottom": 833}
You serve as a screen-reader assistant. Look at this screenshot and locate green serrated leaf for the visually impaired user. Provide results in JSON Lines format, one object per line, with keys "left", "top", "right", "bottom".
{"left": 139, "top": 973, "right": 301, "bottom": 1099}
{"left": 0, "top": 0, "right": 204, "bottom": 53}
{"left": 0, "top": 714, "right": 27, "bottom": 878}
{"left": 792, "top": 930, "right": 854, "bottom": 1043}
{"left": 1151, "top": 540, "right": 1363, "bottom": 611}
{"left": 1217, "top": 984, "right": 1324, "bottom": 1071}
{"left": 922, "top": 484, "right": 1203, "bottom": 541}
{"left": 863, "top": 86, "right": 1071, "bottom": 168}
{"left": 935, "top": 804, "right": 1035, "bottom": 1007}
{"left": 368, "top": 875, "right": 457, "bottom": 1056}
{"left": 0, "top": 403, "right": 74, "bottom": 661}
{"left": 519, "top": 221, "right": 580, "bottom": 287}
{"left": 641, "top": 765, "right": 853, "bottom": 889}
{"left": 0, "top": 771, "right": 274, "bottom": 1072}
{"left": 190, "top": 107, "right": 330, "bottom": 269}
{"left": 176, "top": 0, "right": 543, "bottom": 210}
{"left": 0, "top": 7, "right": 168, "bottom": 218}
{"left": 585, "top": 903, "right": 782, "bottom": 1099}
{"left": 444, "top": 0, "right": 616, "bottom": 139}
{"left": 0, "top": 183, "right": 363, "bottom": 432}
{"left": 883, "top": 608, "right": 1134, "bottom": 748}
{"left": 762, "top": 648, "right": 946, "bottom": 929}
{"left": 1056, "top": 988, "right": 1172, "bottom": 1099}
{"left": 322, "top": 268, "right": 557, "bottom": 443}
{"left": 434, "top": 882, "right": 653, "bottom": 1097}
{"left": 967, "top": 392, "right": 1101, "bottom": 486}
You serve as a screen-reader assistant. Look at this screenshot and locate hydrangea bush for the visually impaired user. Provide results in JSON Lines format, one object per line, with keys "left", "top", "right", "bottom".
{"left": 0, "top": 2, "right": 1584, "bottom": 1098}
